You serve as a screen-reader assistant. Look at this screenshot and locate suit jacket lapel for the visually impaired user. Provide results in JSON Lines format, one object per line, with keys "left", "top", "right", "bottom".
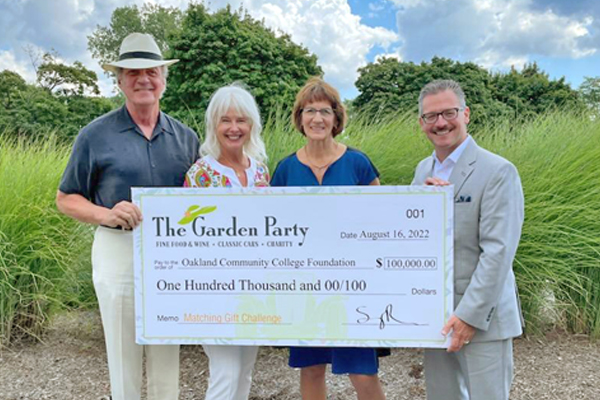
{"left": 417, "top": 157, "right": 435, "bottom": 183}
{"left": 449, "top": 139, "right": 477, "bottom": 199}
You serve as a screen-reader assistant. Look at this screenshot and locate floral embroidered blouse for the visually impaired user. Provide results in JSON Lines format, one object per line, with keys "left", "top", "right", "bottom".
{"left": 184, "top": 155, "right": 270, "bottom": 188}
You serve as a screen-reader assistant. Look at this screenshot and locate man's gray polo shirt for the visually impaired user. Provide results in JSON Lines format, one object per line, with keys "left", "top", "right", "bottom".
{"left": 59, "top": 105, "right": 199, "bottom": 209}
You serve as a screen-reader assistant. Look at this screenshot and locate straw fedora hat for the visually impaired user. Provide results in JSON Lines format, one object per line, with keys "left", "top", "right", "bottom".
{"left": 102, "top": 33, "right": 179, "bottom": 74}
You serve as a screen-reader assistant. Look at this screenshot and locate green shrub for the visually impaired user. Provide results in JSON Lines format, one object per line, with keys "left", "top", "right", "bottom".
{"left": 266, "top": 110, "right": 600, "bottom": 338}
{"left": 2, "top": 109, "right": 598, "bottom": 344}
{"left": 486, "top": 113, "right": 600, "bottom": 337}
{"left": 0, "top": 136, "right": 94, "bottom": 345}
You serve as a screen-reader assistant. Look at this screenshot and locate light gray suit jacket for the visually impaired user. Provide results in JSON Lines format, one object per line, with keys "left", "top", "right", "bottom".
{"left": 412, "top": 138, "right": 525, "bottom": 342}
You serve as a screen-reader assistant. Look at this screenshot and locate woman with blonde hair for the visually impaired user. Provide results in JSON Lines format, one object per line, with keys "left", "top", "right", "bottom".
{"left": 185, "top": 83, "right": 269, "bottom": 399}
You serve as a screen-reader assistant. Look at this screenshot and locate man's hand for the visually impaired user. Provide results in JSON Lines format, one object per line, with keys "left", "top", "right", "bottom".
{"left": 442, "top": 315, "right": 476, "bottom": 353}
{"left": 100, "top": 201, "right": 143, "bottom": 229}
{"left": 425, "top": 177, "right": 450, "bottom": 186}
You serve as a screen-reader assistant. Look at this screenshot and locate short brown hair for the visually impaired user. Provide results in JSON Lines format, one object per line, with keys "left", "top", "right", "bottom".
{"left": 292, "top": 77, "right": 347, "bottom": 137}
{"left": 418, "top": 79, "right": 466, "bottom": 116}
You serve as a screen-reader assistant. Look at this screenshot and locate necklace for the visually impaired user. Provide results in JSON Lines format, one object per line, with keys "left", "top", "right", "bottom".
{"left": 218, "top": 155, "right": 249, "bottom": 180}
{"left": 304, "top": 143, "right": 338, "bottom": 171}
{"left": 235, "top": 170, "right": 246, "bottom": 180}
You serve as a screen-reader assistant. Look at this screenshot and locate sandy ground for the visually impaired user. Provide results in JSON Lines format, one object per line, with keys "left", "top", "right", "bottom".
{"left": 0, "top": 311, "right": 598, "bottom": 400}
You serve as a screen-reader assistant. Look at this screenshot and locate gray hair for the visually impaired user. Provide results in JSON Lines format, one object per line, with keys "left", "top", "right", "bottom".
{"left": 418, "top": 79, "right": 466, "bottom": 115}
{"left": 200, "top": 83, "right": 267, "bottom": 163}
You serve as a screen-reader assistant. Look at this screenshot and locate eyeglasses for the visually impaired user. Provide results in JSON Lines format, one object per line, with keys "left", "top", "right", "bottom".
{"left": 302, "top": 107, "right": 334, "bottom": 117}
{"left": 421, "top": 108, "right": 463, "bottom": 124}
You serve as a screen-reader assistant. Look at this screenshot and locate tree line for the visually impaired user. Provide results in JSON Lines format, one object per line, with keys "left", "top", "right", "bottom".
{"left": 1, "top": 2, "right": 599, "bottom": 141}
{"left": 354, "top": 57, "right": 597, "bottom": 131}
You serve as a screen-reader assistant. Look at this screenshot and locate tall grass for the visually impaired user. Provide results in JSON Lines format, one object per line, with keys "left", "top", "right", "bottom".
{"left": 0, "top": 136, "right": 94, "bottom": 346}
{"left": 1, "top": 110, "right": 599, "bottom": 343}
{"left": 483, "top": 114, "right": 600, "bottom": 337}
{"left": 265, "top": 111, "right": 600, "bottom": 338}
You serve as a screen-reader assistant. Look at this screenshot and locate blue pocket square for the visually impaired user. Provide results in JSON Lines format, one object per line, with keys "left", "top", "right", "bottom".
{"left": 456, "top": 195, "right": 471, "bottom": 203}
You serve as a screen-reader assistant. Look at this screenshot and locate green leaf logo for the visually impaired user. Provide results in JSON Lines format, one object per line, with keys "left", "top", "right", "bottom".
{"left": 178, "top": 205, "right": 217, "bottom": 225}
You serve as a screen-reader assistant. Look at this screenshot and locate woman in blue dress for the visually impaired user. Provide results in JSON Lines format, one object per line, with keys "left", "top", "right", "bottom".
{"left": 271, "top": 77, "right": 386, "bottom": 400}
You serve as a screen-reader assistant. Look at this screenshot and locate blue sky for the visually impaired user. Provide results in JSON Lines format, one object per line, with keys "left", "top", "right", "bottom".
{"left": 1, "top": 0, "right": 598, "bottom": 100}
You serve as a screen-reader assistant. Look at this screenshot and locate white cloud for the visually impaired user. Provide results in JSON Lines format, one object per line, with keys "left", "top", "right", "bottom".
{"left": 374, "top": 50, "right": 403, "bottom": 62}
{"left": 143, "top": 0, "right": 188, "bottom": 7}
{"left": 386, "top": 0, "right": 424, "bottom": 8}
{"left": 393, "top": 0, "right": 597, "bottom": 69}
{"left": 0, "top": 0, "right": 398, "bottom": 97}
{"left": 98, "top": 75, "right": 118, "bottom": 96}
{"left": 475, "top": 51, "right": 528, "bottom": 70}
{"left": 0, "top": 50, "right": 37, "bottom": 82}
{"left": 4, "top": 0, "right": 595, "bottom": 100}
{"left": 369, "top": 2, "right": 386, "bottom": 12}
{"left": 0, "top": 0, "right": 125, "bottom": 95}
{"left": 205, "top": 0, "right": 399, "bottom": 94}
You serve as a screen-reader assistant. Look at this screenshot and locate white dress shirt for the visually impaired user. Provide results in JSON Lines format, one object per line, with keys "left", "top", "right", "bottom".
{"left": 432, "top": 135, "right": 472, "bottom": 181}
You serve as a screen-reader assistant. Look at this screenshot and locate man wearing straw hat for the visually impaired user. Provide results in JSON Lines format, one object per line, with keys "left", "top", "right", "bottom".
{"left": 56, "top": 33, "right": 198, "bottom": 400}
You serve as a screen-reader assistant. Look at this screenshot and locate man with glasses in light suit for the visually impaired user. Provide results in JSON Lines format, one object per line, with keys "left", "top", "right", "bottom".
{"left": 412, "top": 79, "right": 525, "bottom": 400}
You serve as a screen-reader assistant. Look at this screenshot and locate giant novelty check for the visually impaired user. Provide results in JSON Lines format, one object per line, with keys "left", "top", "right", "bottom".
{"left": 133, "top": 186, "right": 453, "bottom": 348}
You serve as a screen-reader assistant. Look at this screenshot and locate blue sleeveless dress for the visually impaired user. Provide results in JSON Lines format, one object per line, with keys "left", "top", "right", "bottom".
{"left": 271, "top": 147, "right": 381, "bottom": 374}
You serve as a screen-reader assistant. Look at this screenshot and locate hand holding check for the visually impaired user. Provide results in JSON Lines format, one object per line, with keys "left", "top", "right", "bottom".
{"left": 441, "top": 315, "right": 476, "bottom": 352}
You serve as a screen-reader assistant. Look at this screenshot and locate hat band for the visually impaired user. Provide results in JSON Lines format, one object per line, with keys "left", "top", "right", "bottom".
{"left": 118, "top": 51, "right": 163, "bottom": 61}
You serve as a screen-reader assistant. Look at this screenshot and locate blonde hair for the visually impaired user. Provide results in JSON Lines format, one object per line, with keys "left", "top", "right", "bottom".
{"left": 200, "top": 83, "right": 267, "bottom": 163}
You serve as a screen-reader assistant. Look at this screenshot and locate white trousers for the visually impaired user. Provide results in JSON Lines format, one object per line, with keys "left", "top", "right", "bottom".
{"left": 92, "top": 227, "right": 180, "bottom": 400}
{"left": 424, "top": 339, "right": 514, "bottom": 400}
{"left": 203, "top": 345, "right": 259, "bottom": 400}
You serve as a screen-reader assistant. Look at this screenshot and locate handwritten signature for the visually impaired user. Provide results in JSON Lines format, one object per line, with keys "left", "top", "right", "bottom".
{"left": 356, "top": 304, "right": 426, "bottom": 329}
